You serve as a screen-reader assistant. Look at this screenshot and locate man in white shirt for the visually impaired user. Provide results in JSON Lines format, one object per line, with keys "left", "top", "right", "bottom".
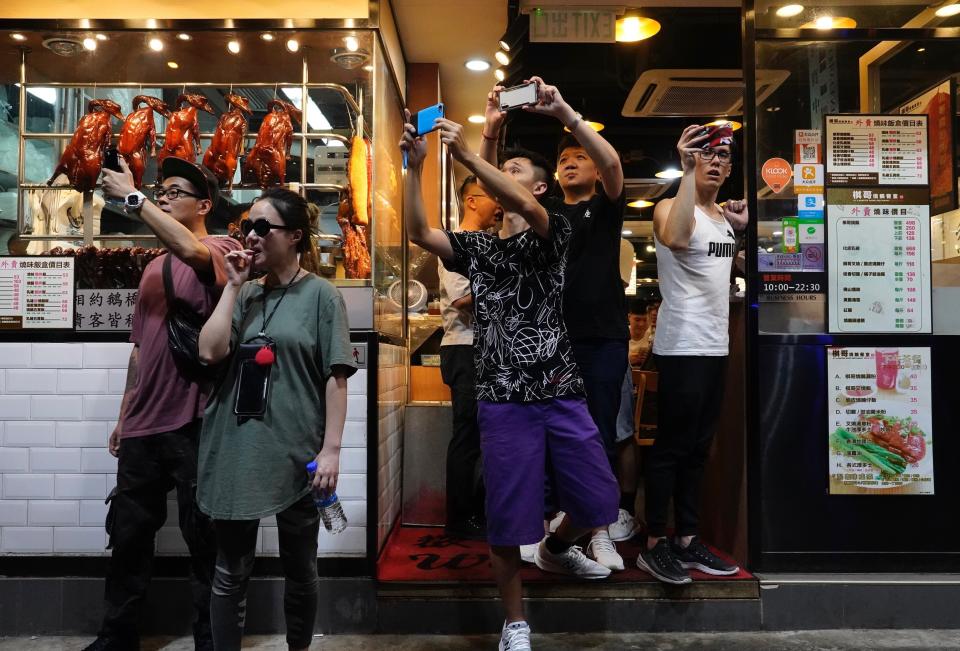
{"left": 439, "top": 175, "right": 502, "bottom": 539}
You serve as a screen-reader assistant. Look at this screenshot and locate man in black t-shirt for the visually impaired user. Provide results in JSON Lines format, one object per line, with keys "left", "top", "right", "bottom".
{"left": 481, "top": 78, "right": 634, "bottom": 570}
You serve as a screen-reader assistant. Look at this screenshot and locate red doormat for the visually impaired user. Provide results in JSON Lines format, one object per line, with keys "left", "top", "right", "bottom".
{"left": 377, "top": 525, "right": 754, "bottom": 583}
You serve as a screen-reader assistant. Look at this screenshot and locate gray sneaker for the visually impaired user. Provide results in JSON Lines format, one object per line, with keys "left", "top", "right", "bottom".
{"left": 636, "top": 538, "right": 692, "bottom": 585}
{"left": 499, "top": 620, "right": 532, "bottom": 651}
{"left": 535, "top": 541, "right": 611, "bottom": 579}
{"left": 671, "top": 536, "right": 740, "bottom": 576}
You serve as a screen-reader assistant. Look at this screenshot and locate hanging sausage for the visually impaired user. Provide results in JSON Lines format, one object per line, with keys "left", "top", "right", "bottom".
{"left": 117, "top": 95, "right": 171, "bottom": 189}
{"left": 47, "top": 99, "right": 124, "bottom": 193}
{"left": 241, "top": 99, "right": 302, "bottom": 188}
{"left": 202, "top": 93, "right": 252, "bottom": 190}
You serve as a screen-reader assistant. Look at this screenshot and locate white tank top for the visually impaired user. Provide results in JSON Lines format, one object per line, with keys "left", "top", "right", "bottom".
{"left": 653, "top": 205, "right": 736, "bottom": 356}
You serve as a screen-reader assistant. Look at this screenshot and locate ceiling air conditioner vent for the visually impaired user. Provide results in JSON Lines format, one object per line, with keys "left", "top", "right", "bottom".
{"left": 622, "top": 69, "right": 790, "bottom": 117}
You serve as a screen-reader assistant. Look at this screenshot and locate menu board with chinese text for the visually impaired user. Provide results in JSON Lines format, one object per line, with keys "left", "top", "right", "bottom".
{"left": 825, "top": 115, "right": 928, "bottom": 186}
{"left": 827, "top": 188, "right": 931, "bottom": 333}
{"left": 828, "top": 346, "right": 933, "bottom": 495}
{"left": 75, "top": 289, "right": 138, "bottom": 332}
{"left": 0, "top": 257, "right": 75, "bottom": 330}
{"left": 896, "top": 79, "right": 955, "bottom": 215}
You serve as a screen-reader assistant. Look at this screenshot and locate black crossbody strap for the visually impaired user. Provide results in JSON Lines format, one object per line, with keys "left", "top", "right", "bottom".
{"left": 161, "top": 253, "right": 176, "bottom": 309}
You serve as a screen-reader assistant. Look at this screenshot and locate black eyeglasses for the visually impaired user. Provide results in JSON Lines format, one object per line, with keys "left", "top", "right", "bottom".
{"left": 241, "top": 218, "right": 292, "bottom": 238}
{"left": 154, "top": 187, "right": 203, "bottom": 201}
{"left": 697, "top": 149, "right": 733, "bottom": 163}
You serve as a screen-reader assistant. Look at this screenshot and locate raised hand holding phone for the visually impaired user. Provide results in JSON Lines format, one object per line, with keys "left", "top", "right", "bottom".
{"left": 399, "top": 109, "right": 428, "bottom": 170}
{"left": 677, "top": 125, "right": 712, "bottom": 173}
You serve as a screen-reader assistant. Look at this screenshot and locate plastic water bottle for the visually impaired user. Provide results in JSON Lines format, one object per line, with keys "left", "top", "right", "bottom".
{"left": 306, "top": 460, "right": 347, "bottom": 534}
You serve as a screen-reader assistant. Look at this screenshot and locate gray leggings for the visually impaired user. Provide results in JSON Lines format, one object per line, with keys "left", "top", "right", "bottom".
{"left": 210, "top": 494, "right": 320, "bottom": 650}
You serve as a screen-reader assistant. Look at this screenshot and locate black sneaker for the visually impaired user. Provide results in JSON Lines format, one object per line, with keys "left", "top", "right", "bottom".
{"left": 671, "top": 536, "right": 740, "bottom": 576}
{"left": 636, "top": 538, "right": 692, "bottom": 585}
{"left": 445, "top": 514, "right": 487, "bottom": 541}
{"left": 82, "top": 637, "right": 139, "bottom": 651}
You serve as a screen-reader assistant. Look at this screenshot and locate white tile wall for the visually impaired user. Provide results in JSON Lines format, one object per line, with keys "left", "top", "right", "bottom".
{"left": 2, "top": 341, "right": 371, "bottom": 559}
{"left": 376, "top": 343, "right": 407, "bottom": 553}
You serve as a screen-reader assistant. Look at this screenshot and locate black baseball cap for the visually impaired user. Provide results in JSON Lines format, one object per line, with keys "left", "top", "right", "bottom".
{"left": 161, "top": 157, "right": 220, "bottom": 209}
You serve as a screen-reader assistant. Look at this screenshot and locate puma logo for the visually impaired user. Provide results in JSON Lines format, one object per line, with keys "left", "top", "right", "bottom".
{"left": 708, "top": 241, "right": 736, "bottom": 258}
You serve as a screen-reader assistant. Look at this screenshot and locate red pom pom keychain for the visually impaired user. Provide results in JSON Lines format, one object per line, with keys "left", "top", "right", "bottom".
{"left": 254, "top": 345, "right": 275, "bottom": 366}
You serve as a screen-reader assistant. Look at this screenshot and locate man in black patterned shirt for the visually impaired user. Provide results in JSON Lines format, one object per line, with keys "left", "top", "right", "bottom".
{"left": 400, "top": 113, "right": 618, "bottom": 651}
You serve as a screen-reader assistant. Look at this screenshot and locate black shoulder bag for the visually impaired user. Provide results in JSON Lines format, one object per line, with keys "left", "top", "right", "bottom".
{"left": 162, "top": 253, "right": 217, "bottom": 380}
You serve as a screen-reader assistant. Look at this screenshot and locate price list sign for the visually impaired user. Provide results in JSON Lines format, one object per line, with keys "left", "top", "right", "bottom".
{"left": 0, "top": 257, "right": 75, "bottom": 330}
{"left": 825, "top": 115, "right": 928, "bottom": 186}
{"left": 827, "top": 188, "right": 931, "bottom": 333}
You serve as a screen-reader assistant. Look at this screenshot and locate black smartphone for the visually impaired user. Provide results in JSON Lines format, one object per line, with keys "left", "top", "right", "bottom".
{"left": 103, "top": 146, "right": 122, "bottom": 173}
{"left": 234, "top": 359, "right": 270, "bottom": 416}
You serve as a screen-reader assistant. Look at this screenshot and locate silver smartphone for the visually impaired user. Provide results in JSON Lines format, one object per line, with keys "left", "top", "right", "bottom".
{"left": 499, "top": 82, "right": 538, "bottom": 111}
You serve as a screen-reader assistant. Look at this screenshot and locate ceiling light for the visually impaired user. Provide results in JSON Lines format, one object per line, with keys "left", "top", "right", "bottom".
{"left": 564, "top": 120, "right": 605, "bottom": 133}
{"left": 646, "top": 245, "right": 656, "bottom": 253}
{"left": 344, "top": 36, "right": 359, "bottom": 52}
{"left": 177, "top": 33, "right": 191, "bottom": 41}
{"left": 494, "top": 68, "right": 506, "bottom": 82}
{"left": 499, "top": 39, "right": 510, "bottom": 52}
{"left": 145, "top": 18, "right": 158, "bottom": 29}
{"left": 468, "top": 115, "right": 485, "bottom": 124}
{"left": 82, "top": 37, "right": 97, "bottom": 51}
{"left": 815, "top": 16, "right": 833, "bottom": 28}
{"left": 766, "top": 106, "right": 781, "bottom": 112}
{"left": 261, "top": 33, "right": 275, "bottom": 41}
{"left": 705, "top": 119, "right": 743, "bottom": 131}
{"left": 776, "top": 4, "right": 804, "bottom": 18}
{"left": 495, "top": 50, "right": 510, "bottom": 66}
{"left": 917, "top": 47, "right": 926, "bottom": 52}
{"left": 95, "top": 33, "right": 107, "bottom": 41}
{"left": 465, "top": 58, "right": 491, "bottom": 71}
{"left": 802, "top": 16, "right": 857, "bottom": 28}
{"left": 148, "top": 38, "right": 163, "bottom": 52}
{"left": 935, "top": 3, "right": 960, "bottom": 17}
{"left": 656, "top": 168, "right": 684, "bottom": 179}
{"left": 10, "top": 33, "right": 27, "bottom": 41}
{"left": 628, "top": 199, "right": 654, "bottom": 209}
{"left": 286, "top": 38, "right": 300, "bottom": 53}
{"left": 622, "top": 229, "right": 633, "bottom": 236}
{"left": 167, "top": 61, "right": 179, "bottom": 69}
{"left": 227, "top": 40, "right": 241, "bottom": 54}
{"left": 615, "top": 16, "right": 661, "bottom": 42}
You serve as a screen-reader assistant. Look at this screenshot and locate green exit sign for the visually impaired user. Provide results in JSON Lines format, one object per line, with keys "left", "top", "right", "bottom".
{"left": 530, "top": 9, "right": 616, "bottom": 43}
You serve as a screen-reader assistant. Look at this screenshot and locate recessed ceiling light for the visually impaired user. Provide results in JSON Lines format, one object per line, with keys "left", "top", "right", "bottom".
{"left": 917, "top": 47, "right": 926, "bottom": 52}
{"left": 344, "top": 36, "right": 359, "bottom": 52}
{"left": 286, "top": 38, "right": 300, "bottom": 53}
{"left": 227, "top": 40, "right": 241, "bottom": 54}
{"left": 615, "top": 16, "right": 661, "bottom": 42}
{"left": 646, "top": 245, "right": 656, "bottom": 253}
{"left": 10, "top": 33, "right": 26, "bottom": 41}
{"left": 655, "top": 168, "right": 684, "bottom": 179}
{"left": 622, "top": 229, "right": 633, "bottom": 235}
{"left": 935, "top": 3, "right": 960, "bottom": 17}
{"left": 499, "top": 39, "right": 510, "bottom": 52}
{"left": 82, "top": 37, "right": 97, "bottom": 51}
{"left": 148, "top": 38, "right": 164, "bottom": 52}
{"left": 465, "top": 58, "right": 491, "bottom": 71}
{"left": 802, "top": 15, "right": 857, "bottom": 28}
{"left": 815, "top": 16, "right": 834, "bottom": 28}
{"left": 495, "top": 50, "right": 510, "bottom": 66}
{"left": 167, "top": 61, "right": 179, "bottom": 69}
{"left": 494, "top": 68, "right": 506, "bottom": 82}
{"left": 468, "top": 115, "right": 485, "bottom": 124}
{"left": 776, "top": 4, "right": 804, "bottom": 18}
{"left": 628, "top": 199, "right": 654, "bottom": 208}
{"left": 95, "top": 33, "right": 107, "bottom": 41}
{"left": 564, "top": 120, "right": 605, "bottom": 133}
{"left": 766, "top": 106, "right": 781, "bottom": 112}
{"left": 705, "top": 119, "right": 743, "bottom": 131}
{"left": 177, "top": 33, "right": 192, "bottom": 41}
{"left": 261, "top": 33, "right": 275, "bottom": 41}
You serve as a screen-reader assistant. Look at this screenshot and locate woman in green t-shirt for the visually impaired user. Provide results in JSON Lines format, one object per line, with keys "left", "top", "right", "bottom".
{"left": 197, "top": 188, "right": 356, "bottom": 650}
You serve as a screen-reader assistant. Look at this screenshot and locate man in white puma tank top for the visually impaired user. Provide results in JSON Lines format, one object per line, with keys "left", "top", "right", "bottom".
{"left": 636, "top": 124, "right": 748, "bottom": 586}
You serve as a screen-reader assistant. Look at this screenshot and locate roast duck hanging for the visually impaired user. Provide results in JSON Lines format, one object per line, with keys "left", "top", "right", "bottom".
{"left": 47, "top": 99, "right": 124, "bottom": 193}
{"left": 202, "top": 93, "right": 251, "bottom": 189}
{"left": 117, "top": 95, "right": 171, "bottom": 189}
{"left": 241, "top": 99, "right": 302, "bottom": 188}
{"left": 337, "top": 126, "right": 372, "bottom": 279}
{"left": 156, "top": 93, "right": 215, "bottom": 176}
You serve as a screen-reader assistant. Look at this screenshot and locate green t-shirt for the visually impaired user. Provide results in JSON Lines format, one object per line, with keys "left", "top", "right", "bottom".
{"left": 198, "top": 273, "right": 357, "bottom": 520}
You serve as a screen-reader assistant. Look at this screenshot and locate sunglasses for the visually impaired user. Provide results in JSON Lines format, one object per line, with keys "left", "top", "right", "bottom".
{"left": 241, "top": 219, "right": 292, "bottom": 238}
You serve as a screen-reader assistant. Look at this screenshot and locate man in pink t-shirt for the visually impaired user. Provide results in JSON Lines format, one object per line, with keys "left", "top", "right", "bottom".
{"left": 83, "top": 157, "right": 240, "bottom": 651}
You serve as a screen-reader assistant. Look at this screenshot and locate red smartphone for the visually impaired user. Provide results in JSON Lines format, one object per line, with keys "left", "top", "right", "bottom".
{"left": 700, "top": 123, "right": 734, "bottom": 148}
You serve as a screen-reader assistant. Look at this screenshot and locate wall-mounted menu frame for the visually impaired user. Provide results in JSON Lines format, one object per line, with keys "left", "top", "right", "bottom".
{"left": 825, "top": 114, "right": 929, "bottom": 187}
{"left": 895, "top": 79, "right": 956, "bottom": 215}
{"left": 0, "top": 256, "right": 75, "bottom": 330}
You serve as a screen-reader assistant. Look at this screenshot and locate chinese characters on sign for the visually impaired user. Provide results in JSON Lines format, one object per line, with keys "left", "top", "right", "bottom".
{"left": 827, "top": 188, "right": 931, "bottom": 333}
{"left": 825, "top": 115, "right": 928, "bottom": 186}
{"left": 75, "top": 289, "right": 138, "bottom": 332}
{"left": 827, "top": 347, "right": 933, "bottom": 495}
{"left": 896, "top": 80, "right": 955, "bottom": 214}
{"left": 0, "top": 257, "right": 75, "bottom": 329}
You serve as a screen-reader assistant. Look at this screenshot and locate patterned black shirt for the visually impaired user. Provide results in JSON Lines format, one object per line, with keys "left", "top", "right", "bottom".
{"left": 443, "top": 213, "right": 584, "bottom": 403}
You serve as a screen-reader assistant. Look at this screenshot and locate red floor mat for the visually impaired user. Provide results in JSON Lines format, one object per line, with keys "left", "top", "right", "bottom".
{"left": 377, "top": 525, "right": 754, "bottom": 583}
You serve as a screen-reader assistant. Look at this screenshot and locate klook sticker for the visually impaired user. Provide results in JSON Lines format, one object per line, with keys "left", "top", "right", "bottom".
{"left": 762, "top": 157, "right": 792, "bottom": 193}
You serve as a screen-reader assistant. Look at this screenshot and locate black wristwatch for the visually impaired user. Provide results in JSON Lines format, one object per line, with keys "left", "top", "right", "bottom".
{"left": 124, "top": 191, "right": 147, "bottom": 214}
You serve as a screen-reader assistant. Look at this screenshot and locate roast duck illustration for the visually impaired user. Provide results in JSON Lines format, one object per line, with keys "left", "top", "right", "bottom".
{"left": 241, "top": 99, "right": 302, "bottom": 188}
{"left": 47, "top": 99, "right": 124, "bottom": 193}
{"left": 117, "top": 95, "right": 172, "bottom": 188}
{"left": 203, "top": 93, "right": 252, "bottom": 189}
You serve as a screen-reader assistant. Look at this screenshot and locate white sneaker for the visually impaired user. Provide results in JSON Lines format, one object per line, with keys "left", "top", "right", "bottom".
{"left": 499, "top": 620, "right": 532, "bottom": 651}
{"left": 586, "top": 530, "right": 624, "bottom": 571}
{"left": 519, "top": 538, "right": 543, "bottom": 564}
{"left": 607, "top": 508, "right": 642, "bottom": 542}
{"left": 534, "top": 540, "right": 611, "bottom": 579}
{"left": 547, "top": 511, "right": 565, "bottom": 533}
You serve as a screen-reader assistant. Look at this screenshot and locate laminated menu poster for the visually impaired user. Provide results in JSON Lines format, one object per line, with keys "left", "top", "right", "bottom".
{"left": 827, "top": 347, "right": 933, "bottom": 495}
{"left": 896, "top": 79, "right": 955, "bottom": 215}
{"left": 825, "top": 115, "right": 928, "bottom": 186}
{"left": 827, "top": 188, "right": 931, "bottom": 333}
{"left": 0, "top": 257, "right": 75, "bottom": 329}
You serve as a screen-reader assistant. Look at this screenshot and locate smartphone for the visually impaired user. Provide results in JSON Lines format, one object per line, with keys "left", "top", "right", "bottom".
{"left": 234, "top": 359, "right": 270, "bottom": 416}
{"left": 499, "top": 82, "right": 538, "bottom": 111}
{"left": 103, "top": 146, "right": 122, "bottom": 173}
{"left": 700, "top": 123, "right": 733, "bottom": 145}
{"left": 412, "top": 102, "right": 445, "bottom": 136}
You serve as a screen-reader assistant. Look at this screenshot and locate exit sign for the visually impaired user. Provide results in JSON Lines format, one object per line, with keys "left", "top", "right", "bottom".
{"left": 530, "top": 9, "right": 616, "bottom": 43}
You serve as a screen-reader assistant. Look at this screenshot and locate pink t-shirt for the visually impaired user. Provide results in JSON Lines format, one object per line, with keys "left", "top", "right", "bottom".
{"left": 121, "top": 236, "right": 241, "bottom": 438}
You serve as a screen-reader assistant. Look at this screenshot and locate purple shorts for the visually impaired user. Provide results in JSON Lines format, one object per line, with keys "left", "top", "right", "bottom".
{"left": 477, "top": 396, "right": 620, "bottom": 547}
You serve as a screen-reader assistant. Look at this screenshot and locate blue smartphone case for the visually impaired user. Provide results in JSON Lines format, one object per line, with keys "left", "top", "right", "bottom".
{"left": 415, "top": 103, "right": 444, "bottom": 136}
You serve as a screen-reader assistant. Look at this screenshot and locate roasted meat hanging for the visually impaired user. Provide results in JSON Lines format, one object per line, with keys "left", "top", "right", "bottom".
{"left": 117, "top": 95, "right": 171, "bottom": 189}
{"left": 156, "top": 93, "right": 215, "bottom": 175}
{"left": 203, "top": 93, "right": 251, "bottom": 189}
{"left": 337, "top": 189, "right": 371, "bottom": 279}
{"left": 241, "top": 99, "right": 302, "bottom": 188}
{"left": 47, "top": 99, "right": 124, "bottom": 193}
